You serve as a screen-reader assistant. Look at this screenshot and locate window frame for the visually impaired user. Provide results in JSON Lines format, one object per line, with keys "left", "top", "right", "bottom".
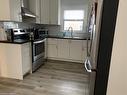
{"left": 63, "top": 10, "right": 85, "bottom": 32}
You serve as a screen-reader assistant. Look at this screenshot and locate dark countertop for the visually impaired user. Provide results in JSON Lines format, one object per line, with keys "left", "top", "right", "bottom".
{"left": 48, "top": 36, "right": 89, "bottom": 40}
{"left": 0, "top": 34, "right": 89, "bottom": 44}
{"left": 0, "top": 39, "right": 30, "bottom": 44}
{"left": 47, "top": 32, "right": 90, "bottom": 40}
{"left": 0, "top": 37, "right": 88, "bottom": 44}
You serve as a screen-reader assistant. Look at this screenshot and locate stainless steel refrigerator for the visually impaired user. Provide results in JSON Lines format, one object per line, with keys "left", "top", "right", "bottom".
{"left": 84, "top": 1, "right": 103, "bottom": 95}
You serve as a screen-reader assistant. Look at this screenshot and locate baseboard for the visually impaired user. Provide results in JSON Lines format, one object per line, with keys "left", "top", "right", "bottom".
{"left": 47, "top": 57, "right": 84, "bottom": 63}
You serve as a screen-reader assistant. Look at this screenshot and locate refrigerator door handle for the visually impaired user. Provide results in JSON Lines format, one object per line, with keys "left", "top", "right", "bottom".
{"left": 84, "top": 58, "right": 92, "bottom": 73}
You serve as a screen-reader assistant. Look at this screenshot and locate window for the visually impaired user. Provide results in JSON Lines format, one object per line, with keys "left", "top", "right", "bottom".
{"left": 64, "top": 10, "right": 84, "bottom": 31}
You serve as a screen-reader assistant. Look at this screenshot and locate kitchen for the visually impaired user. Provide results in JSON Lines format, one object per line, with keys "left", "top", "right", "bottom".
{"left": 0, "top": 0, "right": 120, "bottom": 95}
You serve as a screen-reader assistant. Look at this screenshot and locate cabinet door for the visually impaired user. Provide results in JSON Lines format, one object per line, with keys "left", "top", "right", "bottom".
{"left": 57, "top": 39, "right": 70, "bottom": 59}
{"left": 10, "top": 0, "right": 22, "bottom": 22}
{"left": 47, "top": 44, "right": 58, "bottom": 58}
{"left": 22, "top": 43, "right": 31, "bottom": 75}
{"left": 47, "top": 38, "right": 58, "bottom": 45}
{"left": 47, "top": 38, "right": 58, "bottom": 58}
{"left": 35, "top": 0, "right": 41, "bottom": 23}
{"left": 50, "top": 0, "right": 60, "bottom": 25}
{"left": 28, "top": 0, "right": 41, "bottom": 23}
{"left": 40, "top": 0, "right": 50, "bottom": 24}
{"left": 0, "top": 0, "right": 22, "bottom": 21}
{"left": 0, "top": 0, "right": 10, "bottom": 20}
{"left": 69, "top": 40, "right": 83, "bottom": 61}
{"left": 0, "top": 43, "right": 23, "bottom": 79}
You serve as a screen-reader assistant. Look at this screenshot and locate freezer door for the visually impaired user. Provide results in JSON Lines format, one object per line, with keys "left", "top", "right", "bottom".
{"left": 89, "top": 71, "right": 96, "bottom": 95}
{"left": 84, "top": 57, "right": 96, "bottom": 95}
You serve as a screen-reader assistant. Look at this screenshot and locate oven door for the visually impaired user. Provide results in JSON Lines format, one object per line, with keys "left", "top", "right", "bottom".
{"left": 33, "top": 39, "right": 46, "bottom": 62}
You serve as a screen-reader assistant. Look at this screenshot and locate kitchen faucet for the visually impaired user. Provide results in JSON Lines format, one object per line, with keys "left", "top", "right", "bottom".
{"left": 67, "top": 27, "right": 73, "bottom": 37}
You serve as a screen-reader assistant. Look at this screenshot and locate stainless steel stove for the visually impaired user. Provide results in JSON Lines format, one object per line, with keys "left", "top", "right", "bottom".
{"left": 31, "top": 29, "right": 48, "bottom": 72}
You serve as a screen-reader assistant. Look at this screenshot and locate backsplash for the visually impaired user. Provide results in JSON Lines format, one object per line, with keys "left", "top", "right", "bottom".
{"left": 0, "top": 21, "right": 61, "bottom": 33}
{"left": 0, "top": 21, "right": 89, "bottom": 39}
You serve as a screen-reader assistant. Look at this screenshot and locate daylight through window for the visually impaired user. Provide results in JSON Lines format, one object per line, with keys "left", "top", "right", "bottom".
{"left": 64, "top": 10, "right": 84, "bottom": 31}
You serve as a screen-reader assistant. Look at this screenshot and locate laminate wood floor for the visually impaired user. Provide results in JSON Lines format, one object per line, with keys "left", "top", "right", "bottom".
{"left": 0, "top": 60, "right": 90, "bottom": 95}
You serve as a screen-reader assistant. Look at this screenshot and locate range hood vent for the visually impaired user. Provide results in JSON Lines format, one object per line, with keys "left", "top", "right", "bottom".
{"left": 21, "top": 7, "right": 36, "bottom": 18}
{"left": 21, "top": 0, "right": 36, "bottom": 18}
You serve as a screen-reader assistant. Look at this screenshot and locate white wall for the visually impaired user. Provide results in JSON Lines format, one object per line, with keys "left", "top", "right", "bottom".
{"left": 106, "top": 0, "right": 127, "bottom": 95}
{"left": 60, "top": 0, "right": 89, "bottom": 32}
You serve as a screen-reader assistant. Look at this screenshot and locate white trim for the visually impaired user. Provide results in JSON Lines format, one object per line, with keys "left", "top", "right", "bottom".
{"left": 47, "top": 57, "right": 84, "bottom": 63}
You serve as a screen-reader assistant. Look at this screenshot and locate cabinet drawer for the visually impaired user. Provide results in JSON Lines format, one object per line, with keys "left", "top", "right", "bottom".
{"left": 47, "top": 38, "right": 58, "bottom": 44}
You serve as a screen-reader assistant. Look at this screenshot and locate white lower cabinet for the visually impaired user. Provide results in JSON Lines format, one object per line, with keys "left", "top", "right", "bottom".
{"left": 0, "top": 42, "right": 32, "bottom": 80}
{"left": 22, "top": 43, "right": 32, "bottom": 75}
{"left": 57, "top": 39, "right": 70, "bottom": 59}
{"left": 47, "top": 38, "right": 58, "bottom": 58}
{"left": 69, "top": 40, "right": 83, "bottom": 61}
{"left": 47, "top": 44, "right": 58, "bottom": 58}
{"left": 47, "top": 38, "right": 87, "bottom": 63}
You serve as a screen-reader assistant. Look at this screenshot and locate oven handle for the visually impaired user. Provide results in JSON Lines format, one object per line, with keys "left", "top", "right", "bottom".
{"left": 33, "top": 39, "right": 46, "bottom": 44}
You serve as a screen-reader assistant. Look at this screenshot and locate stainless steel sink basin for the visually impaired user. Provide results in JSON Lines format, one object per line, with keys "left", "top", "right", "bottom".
{"left": 63, "top": 36, "right": 72, "bottom": 38}
{"left": 72, "top": 36, "right": 81, "bottom": 39}
{"left": 63, "top": 36, "right": 81, "bottom": 39}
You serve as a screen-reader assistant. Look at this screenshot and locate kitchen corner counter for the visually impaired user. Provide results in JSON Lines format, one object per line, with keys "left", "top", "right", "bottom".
{"left": 0, "top": 42, "right": 32, "bottom": 80}
{"left": 0, "top": 39, "right": 31, "bottom": 44}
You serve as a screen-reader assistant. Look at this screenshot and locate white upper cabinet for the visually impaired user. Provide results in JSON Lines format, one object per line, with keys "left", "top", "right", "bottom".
{"left": 50, "top": 0, "right": 61, "bottom": 25}
{"left": 0, "top": 0, "right": 22, "bottom": 22}
{"left": 40, "top": 0, "right": 50, "bottom": 24}
{"left": 0, "top": 0, "right": 61, "bottom": 24}
{"left": 40, "top": 0, "right": 61, "bottom": 24}
{"left": 28, "top": 0, "right": 41, "bottom": 23}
